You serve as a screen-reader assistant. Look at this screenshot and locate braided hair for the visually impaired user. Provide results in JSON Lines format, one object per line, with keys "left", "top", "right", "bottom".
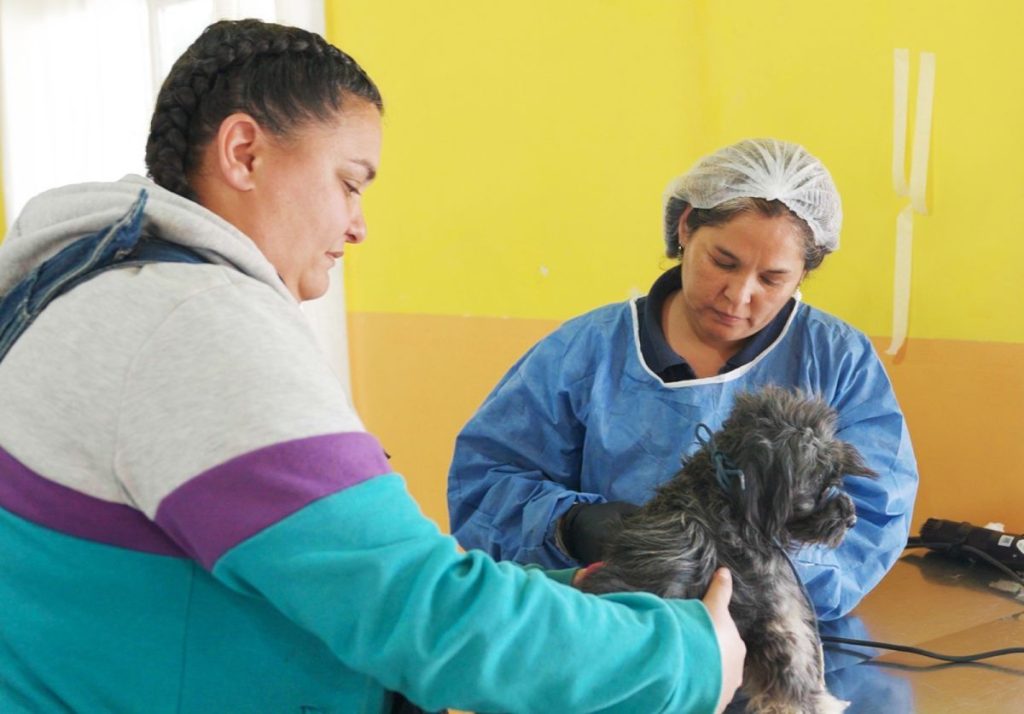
{"left": 145, "top": 19, "right": 382, "bottom": 200}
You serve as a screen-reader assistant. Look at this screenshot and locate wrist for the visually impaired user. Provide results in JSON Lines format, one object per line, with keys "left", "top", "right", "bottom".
{"left": 554, "top": 504, "right": 580, "bottom": 558}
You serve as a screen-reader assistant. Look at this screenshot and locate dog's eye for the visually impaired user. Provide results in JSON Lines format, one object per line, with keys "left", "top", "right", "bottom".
{"left": 815, "top": 485, "right": 843, "bottom": 508}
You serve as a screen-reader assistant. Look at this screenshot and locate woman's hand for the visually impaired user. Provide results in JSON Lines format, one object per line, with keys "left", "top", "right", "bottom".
{"left": 570, "top": 561, "right": 606, "bottom": 587}
{"left": 559, "top": 501, "right": 639, "bottom": 565}
{"left": 703, "top": 568, "right": 745, "bottom": 713}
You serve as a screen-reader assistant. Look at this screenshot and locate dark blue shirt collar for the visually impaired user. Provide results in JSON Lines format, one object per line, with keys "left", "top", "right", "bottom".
{"left": 636, "top": 267, "right": 794, "bottom": 382}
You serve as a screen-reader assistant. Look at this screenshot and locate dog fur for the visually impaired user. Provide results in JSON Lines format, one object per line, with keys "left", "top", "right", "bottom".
{"left": 578, "top": 386, "right": 876, "bottom": 714}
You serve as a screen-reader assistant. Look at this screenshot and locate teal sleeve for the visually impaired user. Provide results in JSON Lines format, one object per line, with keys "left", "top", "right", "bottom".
{"left": 212, "top": 474, "right": 721, "bottom": 714}
{"left": 529, "top": 565, "right": 579, "bottom": 586}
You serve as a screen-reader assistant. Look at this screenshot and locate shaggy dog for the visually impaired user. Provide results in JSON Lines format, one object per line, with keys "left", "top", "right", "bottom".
{"left": 578, "top": 386, "right": 876, "bottom": 714}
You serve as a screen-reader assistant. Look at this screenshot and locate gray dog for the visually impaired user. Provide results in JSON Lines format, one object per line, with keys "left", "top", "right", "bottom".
{"left": 578, "top": 386, "right": 875, "bottom": 714}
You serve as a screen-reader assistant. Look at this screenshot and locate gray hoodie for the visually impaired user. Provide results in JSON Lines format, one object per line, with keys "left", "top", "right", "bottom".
{"left": 0, "top": 176, "right": 722, "bottom": 714}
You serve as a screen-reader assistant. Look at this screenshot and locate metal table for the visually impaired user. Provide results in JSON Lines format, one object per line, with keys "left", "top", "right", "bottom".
{"left": 816, "top": 552, "right": 1023, "bottom": 713}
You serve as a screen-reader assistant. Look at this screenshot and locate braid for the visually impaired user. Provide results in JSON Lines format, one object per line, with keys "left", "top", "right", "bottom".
{"left": 145, "top": 19, "right": 382, "bottom": 200}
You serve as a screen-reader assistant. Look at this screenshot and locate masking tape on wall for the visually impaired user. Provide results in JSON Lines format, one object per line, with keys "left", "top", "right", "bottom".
{"left": 886, "top": 49, "right": 935, "bottom": 356}
{"left": 885, "top": 205, "right": 915, "bottom": 355}
{"left": 892, "top": 49, "right": 910, "bottom": 198}
{"left": 909, "top": 52, "right": 936, "bottom": 215}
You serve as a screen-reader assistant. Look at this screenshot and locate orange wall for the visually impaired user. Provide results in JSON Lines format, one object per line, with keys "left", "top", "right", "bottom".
{"left": 348, "top": 312, "right": 558, "bottom": 526}
{"left": 350, "top": 312, "right": 1024, "bottom": 535}
{"left": 874, "top": 336, "right": 1024, "bottom": 533}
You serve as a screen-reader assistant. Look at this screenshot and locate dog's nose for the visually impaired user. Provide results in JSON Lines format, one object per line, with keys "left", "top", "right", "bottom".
{"left": 845, "top": 513, "right": 857, "bottom": 529}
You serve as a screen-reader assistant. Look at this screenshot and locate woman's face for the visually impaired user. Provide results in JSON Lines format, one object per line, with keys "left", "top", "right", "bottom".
{"left": 677, "top": 211, "right": 807, "bottom": 350}
{"left": 248, "top": 99, "right": 382, "bottom": 301}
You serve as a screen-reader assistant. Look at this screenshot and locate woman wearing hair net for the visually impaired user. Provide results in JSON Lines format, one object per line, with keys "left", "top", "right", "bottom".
{"left": 448, "top": 138, "right": 919, "bottom": 620}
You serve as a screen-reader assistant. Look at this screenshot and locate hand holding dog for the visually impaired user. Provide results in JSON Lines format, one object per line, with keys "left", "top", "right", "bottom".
{"left": 560, "top": 501, "right": 639, "bottom": 565}
{"left": 703, "top": 568, "right": 745, "bottom": 714}
{"left": 573, "top": 563, "right": 745, "bottom": 712}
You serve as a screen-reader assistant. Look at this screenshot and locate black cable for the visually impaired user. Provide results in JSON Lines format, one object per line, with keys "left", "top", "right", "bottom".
{"left": 904, "top": 541, "right": 1024, "bottom": 586}
{"left": 818, "top": 538, "right": 1024, "bottom": 663}
{"left": 821, "top": 636, "right": 1024, "bottom": 663}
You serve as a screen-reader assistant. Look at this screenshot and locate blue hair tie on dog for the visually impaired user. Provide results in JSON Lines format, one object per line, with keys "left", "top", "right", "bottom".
{"left": 695, "top": 423, "right": 746, "bottom": 494}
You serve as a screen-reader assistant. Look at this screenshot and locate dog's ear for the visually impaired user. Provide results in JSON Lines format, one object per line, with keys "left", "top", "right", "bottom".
{"left": 734, "top": 436, "right": 794, "bottom": 541}
{"left": 839, "top": 441, "right": 877, "bottom": 479}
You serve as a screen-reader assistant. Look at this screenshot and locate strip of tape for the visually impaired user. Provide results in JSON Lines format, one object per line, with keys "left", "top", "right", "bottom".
{"left": 892, "top": 48, "right": 910, "bottom": 197}
{"left": 887, "top": 50, "right": 935, "bottom": 354}
{"left": 885, "top": 204, "right": 915, "bottom": 355}
{"left": 909, "top": 52, "right": 936, "bottom": 214}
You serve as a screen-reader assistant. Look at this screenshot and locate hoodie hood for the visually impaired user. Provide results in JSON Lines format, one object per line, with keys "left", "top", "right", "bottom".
{"left": 0, "top": 174, "right": 293, "bottom": 303}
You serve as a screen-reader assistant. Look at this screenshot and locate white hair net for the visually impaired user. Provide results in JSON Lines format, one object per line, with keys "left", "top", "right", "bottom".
{"left": 663, "top": 138, "right": 843, "bottom": 253}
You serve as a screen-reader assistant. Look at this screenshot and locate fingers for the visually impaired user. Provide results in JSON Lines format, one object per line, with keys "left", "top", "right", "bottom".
{"left": 702, "top": 567, "right": 734, "bottom": 613}
{"left": 571, "top": 561, "right": 607, "bottom": 588}
{"left": 702, "top": 569, "right": 745, "bottom": 714}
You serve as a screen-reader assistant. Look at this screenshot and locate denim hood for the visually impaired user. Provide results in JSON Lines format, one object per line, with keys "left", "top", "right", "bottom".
{"left": 0, "top": 174, "right": 292, "bottom": 302}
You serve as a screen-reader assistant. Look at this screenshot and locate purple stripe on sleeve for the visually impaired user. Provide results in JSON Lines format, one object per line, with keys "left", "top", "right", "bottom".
{"left": 0, "top": 446, "right": 186, "bottom": 557}
{"left": 154, "top": 431, "right": 391, "bottom": 569}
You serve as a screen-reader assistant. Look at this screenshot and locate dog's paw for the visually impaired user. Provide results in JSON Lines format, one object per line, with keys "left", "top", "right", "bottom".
{"left": 744, "top": 696, "right": 800, "bottom": 714}
{"left": 814, "top": 692, "right": 850, "bottom": 714}
{"left": 745, "top": 692, "right": 849, "bottom": 714}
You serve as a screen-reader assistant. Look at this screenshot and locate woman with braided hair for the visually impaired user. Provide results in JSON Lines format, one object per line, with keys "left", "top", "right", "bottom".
{"left": 0, "top": 18, "right": 744, "bottom": 714}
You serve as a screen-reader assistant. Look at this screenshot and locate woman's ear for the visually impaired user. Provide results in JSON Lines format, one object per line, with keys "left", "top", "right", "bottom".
{"left": 676, "top": 205, "right": 694, "bottom": 249}
{"left": 212, "top": 112, "right": 262, "bottom": 192}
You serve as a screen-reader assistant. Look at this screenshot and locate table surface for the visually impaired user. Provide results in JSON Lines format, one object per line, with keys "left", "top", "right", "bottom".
{"left": 809, "top": 551, "right": 1024, "bottom": 713}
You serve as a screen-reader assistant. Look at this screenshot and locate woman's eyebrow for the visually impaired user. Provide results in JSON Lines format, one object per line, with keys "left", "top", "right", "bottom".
{"left": 713, "top": 246, "right": 738, "bottom": 261}
{"left": 349, "top": 159, "right": 377, "bottom": 182}
{"left": 713, "top": 245, "right": 793, "bottom": 274}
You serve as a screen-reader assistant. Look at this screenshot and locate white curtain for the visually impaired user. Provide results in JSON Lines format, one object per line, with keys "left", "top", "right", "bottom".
{"left": 0, "top": 0, "right": 154, "bottom": 218}
{"left": 0, "top": 0, "right": 350, "bottom": 397}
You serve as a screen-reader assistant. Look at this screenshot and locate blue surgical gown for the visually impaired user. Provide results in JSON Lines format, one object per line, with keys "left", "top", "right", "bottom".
{"left": 448, "top": 298, "right": 919, "bottom": 620}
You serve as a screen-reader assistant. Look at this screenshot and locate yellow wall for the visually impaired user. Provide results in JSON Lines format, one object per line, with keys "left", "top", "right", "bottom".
{"left": 329, "top": 1, "right": 1024, "bottom": 534}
